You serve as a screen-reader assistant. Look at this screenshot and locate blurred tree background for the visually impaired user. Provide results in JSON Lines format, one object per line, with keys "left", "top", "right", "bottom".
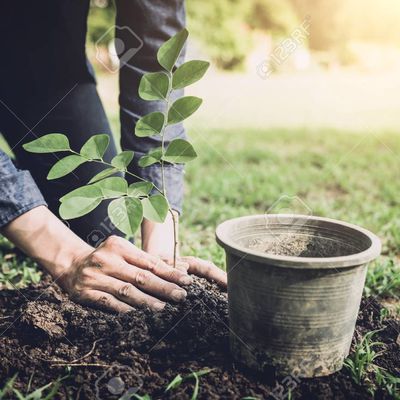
{"left": 88, "top": 0, "right": 400, "bottom": 70}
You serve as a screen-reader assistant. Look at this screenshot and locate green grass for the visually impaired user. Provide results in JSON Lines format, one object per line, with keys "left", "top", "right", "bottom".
{"left": 344, "top": 330, "right": 400, "bottom": 396}
{"left": 1, "top": 126, "right": 400, "bottom": 298}
{"left": 0, "top": 125, "right": 399, "bottom": 400}
{"left": 0, "top": 237, "right": 41, "bottom": 290}
{"left": 365, "top": 258, "right": 400, "bottom": 299}
{"left": 0, "top": 374, "right": 66, "bottom": 400}
{"left": 180, "top": 127, "right": 400, "bottom": 267}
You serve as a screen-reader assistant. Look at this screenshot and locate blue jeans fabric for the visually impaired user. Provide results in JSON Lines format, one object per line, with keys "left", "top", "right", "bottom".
{"left": 0, "top": 0, "right": 186, "bottom": 243}
{"left": 0, "top": 150, "right": 46, "bottom": 228}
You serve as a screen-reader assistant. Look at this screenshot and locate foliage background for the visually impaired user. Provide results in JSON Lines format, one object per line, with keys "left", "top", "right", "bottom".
{"left": 89, "top": 0, "right": 400, "bottom": 69}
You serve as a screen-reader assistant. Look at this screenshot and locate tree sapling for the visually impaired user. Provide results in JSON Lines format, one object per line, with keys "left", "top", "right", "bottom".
{"left": 23, "top": 29, "right": 209, "bottom": 267}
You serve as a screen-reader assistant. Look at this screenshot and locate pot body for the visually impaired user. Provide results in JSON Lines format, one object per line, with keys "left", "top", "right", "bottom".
{"left": 216, "top": 214, "right": 381, "bottom": 377}
{"left": 227, "top": 253, "right": 366, "bottom": 377}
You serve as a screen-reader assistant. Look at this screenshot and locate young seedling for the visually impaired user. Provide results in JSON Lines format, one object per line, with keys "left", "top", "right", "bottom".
{"left": 345, "top": 329, "right": 400, "bottom": 397}
{"left": 0, "top": 374, "right": 17, "bottom": 399}
{"left": 344, "top": 330, "right": 384, "bottom": 386}
{"left": 379, "top": 307, "right": 390, "bottom": 323}
{"left": 0, "top": 373, "right": 67, "bottom": 400}
{"left": 132, "top": 394, "right": 152, "bottom": 400}
{"left": 23, "top": 29, "right": 209, "bottom": 268}
{"left": 374, "top": 369, "right": 400, "bottom": 398}
{"left": 364, "top": 258, "right": 400, "bottom": 298}
{"left": 165, "top": 368, "right": 212, "bottom": 400}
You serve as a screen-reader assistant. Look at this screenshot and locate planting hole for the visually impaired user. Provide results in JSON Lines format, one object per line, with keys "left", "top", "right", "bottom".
{"left": 221, "top": 215, "right": 376, "bottom": 259}
{"left": 247, "top": 234, "right": 359, "bottom": 257}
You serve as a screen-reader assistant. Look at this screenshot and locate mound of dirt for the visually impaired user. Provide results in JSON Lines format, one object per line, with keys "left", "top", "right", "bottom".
{"left": 0, "top": 276, "right": 398, "bottom": 399}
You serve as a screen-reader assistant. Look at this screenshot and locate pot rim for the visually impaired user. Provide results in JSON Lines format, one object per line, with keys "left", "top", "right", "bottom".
{"left": 215, "top": 214, "right": 381, "bottom": 269}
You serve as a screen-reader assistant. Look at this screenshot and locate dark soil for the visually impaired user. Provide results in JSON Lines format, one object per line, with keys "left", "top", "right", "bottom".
{"left": 0, "top": 276, "right": 398, "bottom": 399}
{"left": 247, "top": 235, "right": 358, "bottom": 258}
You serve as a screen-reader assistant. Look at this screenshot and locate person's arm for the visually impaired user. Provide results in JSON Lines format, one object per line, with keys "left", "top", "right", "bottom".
{"left": 2, "top": 206, "right": 226, "bottom": 312}
{"left": 2, "top": 206, "right": 194, "bottom": 312}
{"left": 0, "top": 150, "right": 227, "bottom": 312}
{"left": 0, "top": 149, "right": 47, "bottom": 228}
{"left": 142, "top": 211, "right": 227, "bottom": 287}
{"left": 115, "top": 2, "right": 225, "bottom": 284}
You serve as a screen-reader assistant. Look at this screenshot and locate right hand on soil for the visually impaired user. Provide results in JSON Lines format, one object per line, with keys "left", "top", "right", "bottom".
{"left": 58, "top": 236, "right": 193, "bottom": 313}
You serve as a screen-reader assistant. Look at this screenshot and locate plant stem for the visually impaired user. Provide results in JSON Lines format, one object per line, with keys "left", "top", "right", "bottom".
{"left": 161, "top": 70, "right": 179, "bottom": 268}
{"left": 160, "top": 73, "right": 171, "bottom": 199}
{"left": 169, "top": 209, "right": 178, "bottom": 268}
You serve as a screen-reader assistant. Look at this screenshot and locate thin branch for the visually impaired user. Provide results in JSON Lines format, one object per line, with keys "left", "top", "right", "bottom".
{"left": 51, "top": 362, "right": 109, "bottom": 368}
{"left": 160, "top": 70, "right": 173, "bottom": 199}
{"left": 162, "top": 70, "right": 179, "bottom": 268}
{"left": 169, "top": 209, "right": 179, "bottom": 268}
{"left": 34, "top": 339, "right": 103, "bottom": 366}
{"left": 58, "top": 338, "right": 103, "bottom": 365}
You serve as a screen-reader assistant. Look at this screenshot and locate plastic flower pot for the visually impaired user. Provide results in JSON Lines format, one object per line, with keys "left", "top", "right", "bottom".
{"left": 216, "top": 214, "right": 381, "bottom": 377}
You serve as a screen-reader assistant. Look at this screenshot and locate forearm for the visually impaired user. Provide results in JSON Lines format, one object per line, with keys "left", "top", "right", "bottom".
{"left": 1, "top": 206, "right": 93, "bottom": 279}
{"left": 1, "top": 206, "right": 193, "bottom": 312}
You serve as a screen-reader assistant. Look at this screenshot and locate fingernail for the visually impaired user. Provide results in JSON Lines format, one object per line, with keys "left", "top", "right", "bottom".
{"left": 171, "top": 289, "right": 187, "bottom": 302}
{"left": 153, "top": 302, "right": 166, "bottom": 311}
{"left": 179, "top": 275, "right": 193, "bottom": 285}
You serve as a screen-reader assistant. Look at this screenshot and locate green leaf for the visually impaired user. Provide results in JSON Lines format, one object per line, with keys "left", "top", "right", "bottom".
{"left": 132, "top": 395, "right": 152, "bottom": 400}
{"left": 94, "top": 177, "right": 128, "bottom": 197}
{"left": 172, "top": 60, "right": 210, "bottom": 89}
{"left": 142, "top": 195, "right": 169, "bottom": 223}
{"left": 111, "top": 151, "right": 134, "bottom": 169}
{"left": 138, "top": 148, "right": 163, "bottom": 167}
{"left": 60, "top": 185, "right": 102, "bottom": 203}
{"left": 23, "top": 134, "right": 70, "bottom": 153}
{"left": 108, "top": 197, "right": 143, "bottom": 236}
{"left": 191, "top": 374, "right": 200, "bottom": 400}
{"left": 187, "top": 369, "right": 213, "bottom": 379}
{"left": 47, "top": 155, "right": 86, "bottom": 180}
{"left": 135, "top": 112, "right": 165, "bottom": 137}
{"left": 13, "top": 389, "right": 25, "bottom": 400}
{"left": 165, "top": 374, "right": 183, "bottom": 392}
{"left": 0, "top": 374, "right": 17, "bottom": 398}
{"left": 59, "top": 186, "right": 103, "bottom": 219}
{"left": 168, "top": 96, "right": 202, "bottom": 125}
{"left": 139, "top": 72, "right": 169, "bottom": 101}
{"left": 88, "top": 167, "right": 119, "bottom": 184}
{"left": 128, "top": 181, "right": 154, "bottom": 197}
{"left": 157, "top": 29, "right": 188, "bottom": 71}
{"left": 163, "top": 139, "right": 197, "bottom": 164}
{"left": 80, "top": 134, "right": 110, "bottom": 159}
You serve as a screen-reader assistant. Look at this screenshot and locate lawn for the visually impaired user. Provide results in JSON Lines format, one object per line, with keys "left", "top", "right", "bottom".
{"left": 0, "top": 70, "right": 399, "bottom": 398}
{"left": 181, "top": 127, "right": 400, "bottom": 306}
{"left": 2, "top": 125, "right": 399, "bottom": 302}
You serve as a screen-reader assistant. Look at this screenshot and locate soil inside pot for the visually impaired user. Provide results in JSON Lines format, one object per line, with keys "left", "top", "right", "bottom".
{"left": 0, "top": 275, "right": 398, "bottom": 399}
{"left": 247, "top": 234, "right": 359, "bottom": 258}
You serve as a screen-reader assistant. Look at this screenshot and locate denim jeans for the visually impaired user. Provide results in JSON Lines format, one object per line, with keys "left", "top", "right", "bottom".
{"left": 0, "top": 150, "right": 46, "bottom": 228}
{"left": 0, "top": 0, "right": 186, "bottom": 245}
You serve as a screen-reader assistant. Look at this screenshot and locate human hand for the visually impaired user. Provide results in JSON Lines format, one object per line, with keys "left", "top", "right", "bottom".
{"left": 58, "top": 235, "right": 193, "bottom": 313}
{"left": 163, "top": 256, "right": 227, "bottom": 288}
{"left": 142, "top": 211, "right": 227, "bottom": 288}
